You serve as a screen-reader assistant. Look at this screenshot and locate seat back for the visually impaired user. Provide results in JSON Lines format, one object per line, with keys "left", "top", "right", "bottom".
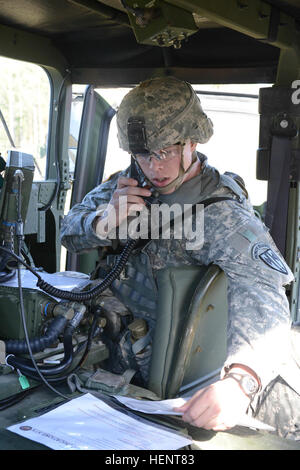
{"left": 148, "top": 264, "right": 228, "bottom": 398}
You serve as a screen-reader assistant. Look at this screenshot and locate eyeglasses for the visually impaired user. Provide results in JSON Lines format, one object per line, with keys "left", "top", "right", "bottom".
{"left": 134, "top": 144, "right": 182, "bottom": 164}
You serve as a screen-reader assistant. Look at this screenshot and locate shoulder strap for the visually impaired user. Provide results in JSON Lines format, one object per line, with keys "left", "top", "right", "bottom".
{"left": 200, "top": 196, "right": 239, "bottom": 208}
{"left": 224, "top": 171, "right": 249, "bottom": 199}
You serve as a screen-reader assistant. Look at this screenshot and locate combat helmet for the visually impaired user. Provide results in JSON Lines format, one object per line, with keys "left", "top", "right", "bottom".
{"left": 116, "top": 76, "right": 213, "bottom": 193}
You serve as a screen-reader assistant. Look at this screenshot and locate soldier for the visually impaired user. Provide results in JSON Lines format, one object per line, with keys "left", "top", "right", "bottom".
{"left": 61, "top": 76, "right": 300, "bottom": 440}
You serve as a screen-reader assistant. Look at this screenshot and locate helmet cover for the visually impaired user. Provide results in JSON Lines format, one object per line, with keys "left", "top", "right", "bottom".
{"left": 117, "top": 76, "right": 213, "bottom": 153}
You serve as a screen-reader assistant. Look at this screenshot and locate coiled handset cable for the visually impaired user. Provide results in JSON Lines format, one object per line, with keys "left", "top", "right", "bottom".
{"left": 0, "top": 159, "right": 159, "bottom": 301}
{"left": 1, "top": 163, "right": 158, "bottom": 395}
{"left": 0, "top": 238, "right": 138, "bottom": 301}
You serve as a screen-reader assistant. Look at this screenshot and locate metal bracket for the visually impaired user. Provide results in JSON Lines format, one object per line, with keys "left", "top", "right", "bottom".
{"left": 256, "top": 5, "right": 280, "bottom": 43}
{"left": 271, "top": 112, "right": 298, "bottom": 139}
{"left": 266, "top": 6, "right": 280, "bottom": 43}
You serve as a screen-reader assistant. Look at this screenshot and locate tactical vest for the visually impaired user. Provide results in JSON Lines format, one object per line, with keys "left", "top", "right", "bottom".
{"left": 107, "top": 248, "right": 158, "bottom": 330}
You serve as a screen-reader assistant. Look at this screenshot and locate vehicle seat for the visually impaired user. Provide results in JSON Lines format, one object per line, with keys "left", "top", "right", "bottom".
{"left": 147, "top": 264, "right": 228, "bottom": 399}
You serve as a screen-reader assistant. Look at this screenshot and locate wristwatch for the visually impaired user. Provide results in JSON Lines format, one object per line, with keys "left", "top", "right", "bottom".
{"left": 224, "top": 371, "right": 260, "bottom": 400}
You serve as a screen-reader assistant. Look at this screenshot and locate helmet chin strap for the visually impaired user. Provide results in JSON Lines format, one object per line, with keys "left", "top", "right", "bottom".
{"left": 136, "top": 147, "right": 198, "bottom": 195}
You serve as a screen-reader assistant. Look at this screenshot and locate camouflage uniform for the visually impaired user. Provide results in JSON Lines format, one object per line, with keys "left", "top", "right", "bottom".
{"left": 61, "top": 153, "right": 300, "bottom": 439}
{"left": 117, "top": 77, "right": 213, "bottom": 151}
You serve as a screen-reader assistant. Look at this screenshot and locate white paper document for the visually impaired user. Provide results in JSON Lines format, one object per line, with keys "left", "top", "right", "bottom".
{"left": 7, "top": 393, "right": 192, "bottom": 450}
{"left": 114, "top": 395, "right": 276, "bottom": 432}
{"left": 114, "top": 395, "right": 187, "bottom": 415}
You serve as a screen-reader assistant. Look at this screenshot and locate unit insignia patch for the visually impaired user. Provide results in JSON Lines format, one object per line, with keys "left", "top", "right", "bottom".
{"left": 252, "top": 243, "right": 288, "bottom": 275}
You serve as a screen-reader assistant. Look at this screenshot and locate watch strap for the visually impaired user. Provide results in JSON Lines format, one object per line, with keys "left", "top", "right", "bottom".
{"left": 224, "top": 371, "right": 260, "bottom": 401}
{"left": 224, "top": 363, "right": 261, "bottom": 387}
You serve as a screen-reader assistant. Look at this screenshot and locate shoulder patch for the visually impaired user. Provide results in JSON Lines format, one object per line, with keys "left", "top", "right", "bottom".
{"left": 252, "top": 242, "right": 288, "bottom": 275}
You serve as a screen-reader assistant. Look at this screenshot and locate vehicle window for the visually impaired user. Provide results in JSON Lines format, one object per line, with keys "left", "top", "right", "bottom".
{"left": 0, "top": 56, "right": 51, "bottom": 181}
{"left": 197, "top": 84, "right": 268, "bottom": 207}
{"left": 68, "top": 86, "right": 131, "bottom": 184}
{"left": 97, "top": 88, "right": 131, "bottom": 180}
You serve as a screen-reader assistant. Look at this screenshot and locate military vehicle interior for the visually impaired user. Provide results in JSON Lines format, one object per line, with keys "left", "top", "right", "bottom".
{"left": 0, "top": 0, "right": 300, "bottom": 450}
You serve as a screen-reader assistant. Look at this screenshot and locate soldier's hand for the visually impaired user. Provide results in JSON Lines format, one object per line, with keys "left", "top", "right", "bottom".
{"left": 109, "top": 176, "right": 151, "bottom": 225}
{"left": 95, "top": 176, "right": 151, "bottom": 237}
{"left": 174, "top": 378, "right": 251, "bottom": 431}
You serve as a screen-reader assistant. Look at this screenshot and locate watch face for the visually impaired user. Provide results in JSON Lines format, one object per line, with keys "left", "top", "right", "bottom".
{"left": 242, "top": 375, "right": 259, "bottom": 394}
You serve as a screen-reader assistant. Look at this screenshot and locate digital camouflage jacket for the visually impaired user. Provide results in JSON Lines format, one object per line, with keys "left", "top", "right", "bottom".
{"left": 61, "top": 154, "right": 295, "bottom": 389}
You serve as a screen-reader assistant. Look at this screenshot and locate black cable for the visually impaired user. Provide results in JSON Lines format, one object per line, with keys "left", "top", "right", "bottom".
{"left": 0, "top": 389, "right": 32, "bottom": 411}
{"left": 0, "top": 237, "right": 138, "bottom": 301}
{"left": 0, "top": 175, "right": 138, "bottom": 389}
{"left": 7, "top": 323, "right": 74, "bottom": 376}
{"left": 0, "top": 246, "right": 49, "bottom": 277}
{"left": 12, "top": 172, "right": 70, "bottom": 400}
{"left": 6, "top": 315, "right": 68, "bottom": 354}
{"left": 7, "top": 308, "right": 101, "bottom": 382}
{"left": 74, "top": 308, "right": 101, "bottom": 369}
{"left": 0, "top": 268, "right": 16, "bottom": 283}
{"left": 1, "top": 173, "right": 110, "bottom": 392}
{"left": 10, "top": 324, "right": 101, "bottom": 384}
{"left": 37, "top": 238, "right": 137, "bottom": 301}
{"left": 14, "top": 256, "right": 69, "bottom": 400}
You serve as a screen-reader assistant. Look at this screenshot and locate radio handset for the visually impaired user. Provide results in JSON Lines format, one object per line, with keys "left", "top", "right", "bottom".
{"left": 130, "top": 157, "right": 159, "bottom": 207}
{"left": 127, "top": 116, "right": 159, "bottom": 207}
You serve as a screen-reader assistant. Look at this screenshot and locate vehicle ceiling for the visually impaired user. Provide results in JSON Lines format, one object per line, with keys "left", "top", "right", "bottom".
{"left": 0, "top": 0, "right": 299, "bottom": 85}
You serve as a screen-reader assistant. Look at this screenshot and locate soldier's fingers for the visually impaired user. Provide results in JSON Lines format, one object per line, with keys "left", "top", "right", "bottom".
{"left": 118, "top": 194, "right": 148, "bottom": 206}
{"left": 210, "top": 422, "right": 231, "bottom": 432}
{"left": 116, "top": 185, "right": 152, "bottom": 198}
{"left": 117, "top": 176, "right": 138, "bottom": 189}
{"left": 175, "top": 388, "right": 206, "bottom": 413}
